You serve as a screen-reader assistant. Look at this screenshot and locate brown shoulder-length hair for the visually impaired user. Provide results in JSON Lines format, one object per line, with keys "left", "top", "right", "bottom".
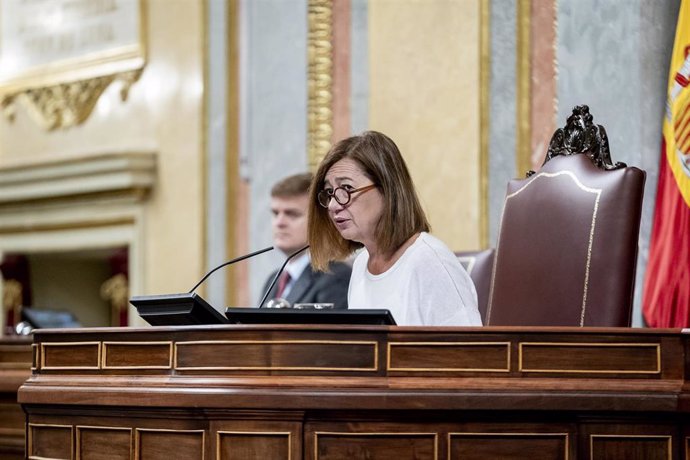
{"left": 308, "top": 130, "right": 430, "bottom": 271}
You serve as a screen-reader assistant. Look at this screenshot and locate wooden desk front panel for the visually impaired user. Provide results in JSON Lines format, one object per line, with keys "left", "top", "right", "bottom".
{"left": 19, "top": 325, "right": 690, "bottom": 459}
{"left": 25, "top": 410, "right": 682, "bottom": 460}
{"left": 27, "top": 411, "right": 302, "bottom": 460}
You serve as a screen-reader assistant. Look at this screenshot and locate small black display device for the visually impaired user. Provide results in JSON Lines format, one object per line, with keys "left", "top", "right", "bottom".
{"left": 131, "top": 293, "right": 228, "bottom": 326}
{"left": 224, "top": 308, "right": 396, "bottom": 325}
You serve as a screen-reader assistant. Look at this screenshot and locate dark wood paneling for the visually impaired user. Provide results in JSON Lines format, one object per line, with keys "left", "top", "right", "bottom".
{"left": 314, "top": 433, "right": 437, "bottom": 460}
{"left": 0, "top": 344, "right": 32, "bottom": 366}
{"left": 519, "top": 342, "right": 660, "bottom": 374}
{"left": 103, "top": 342, "right": 171, "bottom": 369}
{"left": 17, "top": 325, "right": 690, "bottom": 459}
{"left": 0, "top": 339, "right": 31, "bottom": 460}
{"left": 449, "top": 433, "right": 568, "bottom": 460}
{"left": 175, "top": 340, "right": 377, "bottom": 371}
{"left": 136, "top": 429, "right": 205, "bottom": 460}
{"left": 589, "top": 435, "right": 671, "bottom": 460}
{"left": 42, "top": 342, "right": 100, "bottom": 369}
{"left": 218, "top": 432, "right": 290, "bottom": 460}
{"left": 29, "top": 424, "right": 72, "bottom": 459}
{"left": 214, "top": 420, "right": 301, "bottom": 460}
{"left": 0, "top": 401, "right": 24, "bottom": 433}
{"left": 388, "top": 342, "right": 509, "bottom": 372}
{"left": 77, "top": 426, "right": 132, "bottom": 460}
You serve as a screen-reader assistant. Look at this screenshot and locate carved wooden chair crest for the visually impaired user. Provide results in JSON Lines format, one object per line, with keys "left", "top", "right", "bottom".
{"left": 486, "top": 105, "right": 646, "bottom": 327}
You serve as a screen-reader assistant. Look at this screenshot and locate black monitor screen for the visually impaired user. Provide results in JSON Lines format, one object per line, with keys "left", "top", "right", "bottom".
{"left": 22, "top": 308, "right": 81, "bottom": 329}
{"left": 224, "top": 308, "right": 396, "bottom": 325}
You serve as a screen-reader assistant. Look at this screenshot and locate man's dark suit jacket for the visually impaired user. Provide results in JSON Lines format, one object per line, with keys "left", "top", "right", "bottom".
{"left": 260, "top": 261, "right": 351, "bottom": 309}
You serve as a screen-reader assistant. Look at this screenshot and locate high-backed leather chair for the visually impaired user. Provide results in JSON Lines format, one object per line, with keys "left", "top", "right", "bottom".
{"left": 456, "top": 249, "right": 494, "bottom": 324}
{"left": 486, "top": 105, "right": 646, "bottom": 327}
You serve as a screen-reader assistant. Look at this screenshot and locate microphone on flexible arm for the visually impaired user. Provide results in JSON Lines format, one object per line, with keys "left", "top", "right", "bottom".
{"left": 130, "top": 246, "right": 274, "bottom": 326}
{"left": 257, "top": 245, "right": 310, "bottom": 308}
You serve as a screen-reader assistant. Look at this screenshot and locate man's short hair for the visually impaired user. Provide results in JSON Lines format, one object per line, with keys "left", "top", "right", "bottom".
{"left": 271, "top": 172, "right": 313, "bottom": 197}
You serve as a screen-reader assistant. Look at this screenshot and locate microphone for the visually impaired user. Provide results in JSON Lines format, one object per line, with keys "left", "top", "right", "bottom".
{"left": 257, "top": 245, "right": 309, "bottom": 308}
{"left": 131, "top": 246, "right": 274, "bottom": 326}
{"left": 189, "top": 246, "right": 274, "bottom": 293}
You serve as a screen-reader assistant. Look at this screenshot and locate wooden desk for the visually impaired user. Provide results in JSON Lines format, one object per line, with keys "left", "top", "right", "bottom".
{"left": 19, "top": 325, "right": 690, "bottom": 459}
{"left": 0, "top": 337, "right": 32, "bottom": 460}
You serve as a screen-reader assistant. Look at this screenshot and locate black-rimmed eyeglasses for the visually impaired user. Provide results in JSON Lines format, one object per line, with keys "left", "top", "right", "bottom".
{"left": 317, "top": 184, "right": 377, "bottom": 208}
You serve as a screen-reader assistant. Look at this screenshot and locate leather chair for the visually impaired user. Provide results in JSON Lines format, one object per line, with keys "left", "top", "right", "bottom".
{"left": 485, "top": 105, "right": 646, "bottom": 327}
{"left": 456, "top": 249, "right": 495, "bottom": 324}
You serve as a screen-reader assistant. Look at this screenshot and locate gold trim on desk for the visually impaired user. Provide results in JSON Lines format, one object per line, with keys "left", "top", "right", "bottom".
{"left": 519, "top": 342, "right": 661, "bottom": 374}
{"left": 101, "top": 341, "right": 173, "bottom": 370}
{"left": 174, "top": 339, "right": 379, "bottom": 372}
{"left": 40, "top": 341, "right": 102, "bottom": 371}
{"left": 217, "top": 431, "right": 292, "bottom": 460}
{"left": 387, "top": 341, "right": 511, "bottom": 372}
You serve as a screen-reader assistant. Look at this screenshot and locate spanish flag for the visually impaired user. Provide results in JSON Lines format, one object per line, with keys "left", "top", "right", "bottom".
{"left": 642, "top": 0, "right": 690, "bottom": 327}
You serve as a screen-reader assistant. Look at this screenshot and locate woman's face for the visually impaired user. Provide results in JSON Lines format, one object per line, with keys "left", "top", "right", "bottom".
{"left": 323, "top": 158, "right": 384, "bottom": 249}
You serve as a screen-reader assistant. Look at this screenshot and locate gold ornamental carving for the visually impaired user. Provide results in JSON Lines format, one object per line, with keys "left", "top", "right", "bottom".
{"left": 100, "top": 273, "right": 129, "bottom": 327}
{"left": 0, "top": 0, "right": 146, "bottom": 131}
{"left": 307, "top": 0, "right": 334, "bottom": 170}
{"left": 1, "top": 70, "right": 142, "bottom": 131}
{"left": 2, "top": 279, "right": 23, "bottom": 328}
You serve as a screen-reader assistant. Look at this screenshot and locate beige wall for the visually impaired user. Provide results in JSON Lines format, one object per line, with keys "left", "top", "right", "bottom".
{"left": 369, "top": 0, "right": 482, "bottom": 250}
{"left": 0, "top": 0, "right": 207, "bottom": 328}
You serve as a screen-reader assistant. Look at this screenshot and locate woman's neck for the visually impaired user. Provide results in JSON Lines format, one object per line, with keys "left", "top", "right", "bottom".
{"left": 366, "top": 232, "right": 421, "bottom": 275}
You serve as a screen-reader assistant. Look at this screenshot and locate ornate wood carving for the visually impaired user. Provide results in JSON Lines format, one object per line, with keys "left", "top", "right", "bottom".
{"left": 528, "top": 105, "right": 625, "bottom": 177}
{"left": 307, "top": 0, "right": 334, "bottom": 170}
{"left": 0, "top": 70, "right": 141, "bottom": 131}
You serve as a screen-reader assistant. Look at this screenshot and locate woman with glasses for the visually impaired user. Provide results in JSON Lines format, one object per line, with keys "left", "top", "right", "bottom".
{"left": 307, "top": 131, "right": 482, "bottom": 326}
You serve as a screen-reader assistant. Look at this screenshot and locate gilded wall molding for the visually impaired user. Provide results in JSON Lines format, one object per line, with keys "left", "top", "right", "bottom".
{"left": 0, "top": 0, "right": 147, "bottom": 131}
{"left": 1, "top": 70, "right": 142, "bottom": 131}
{"left": 307, "top": 0, "right": 334, "bottom": 170}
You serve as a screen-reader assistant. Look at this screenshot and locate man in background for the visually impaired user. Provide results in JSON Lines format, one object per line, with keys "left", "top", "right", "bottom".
{"left": 260, "top": 172, "right": 351, "bottom": 308}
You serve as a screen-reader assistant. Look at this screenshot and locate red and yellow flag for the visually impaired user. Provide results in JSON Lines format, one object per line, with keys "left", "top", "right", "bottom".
{"left": 643, "top": 0, "right": 690, "bottom": 327}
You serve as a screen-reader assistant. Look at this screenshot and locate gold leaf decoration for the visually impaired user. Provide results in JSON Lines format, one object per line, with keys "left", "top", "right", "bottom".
{"left": 307, "top": 0, "right": 334, "bottom": 170}
{"left": 100, "top": 273, "right": 129, "bottom": 327}
{"left": 1, "top": 69, "right": 142, "bottom": 131}
{"left": 2, "top": 279, "right": 23, "bottom": 329}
